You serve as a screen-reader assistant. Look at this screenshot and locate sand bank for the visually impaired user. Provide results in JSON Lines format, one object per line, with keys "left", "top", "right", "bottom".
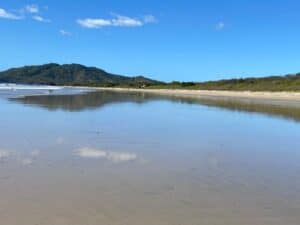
{"left": 90, "top": 87, "right": 300, "bottom": 102}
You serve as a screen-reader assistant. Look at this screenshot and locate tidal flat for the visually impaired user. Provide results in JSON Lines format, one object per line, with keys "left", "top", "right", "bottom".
{"left": 0, "top": 86, "right": 300, "bottom": 225}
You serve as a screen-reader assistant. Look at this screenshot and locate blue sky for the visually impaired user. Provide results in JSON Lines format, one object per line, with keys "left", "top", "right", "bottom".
{"left": 1, "top": 0, "right": 300, "bottom": 81}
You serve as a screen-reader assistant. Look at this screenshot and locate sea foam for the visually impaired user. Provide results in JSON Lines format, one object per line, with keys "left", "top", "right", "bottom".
{"left": 0, "top": 83, "right": 62, "bottom": 90}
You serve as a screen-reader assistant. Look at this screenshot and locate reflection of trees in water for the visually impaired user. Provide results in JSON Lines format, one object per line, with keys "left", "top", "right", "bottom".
{"left": 12, "top": 91, "right": 152, "bottom": 111}
{"left": 175, "top": 97, "right": 300, "bottom": 122}
{"left": 11, "top": 90, "right": 300, "bottom": 122}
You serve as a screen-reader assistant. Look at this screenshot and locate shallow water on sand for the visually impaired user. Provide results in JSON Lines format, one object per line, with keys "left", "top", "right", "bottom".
{"left": 1, "top": 88, "right": 300, "bottom": 225}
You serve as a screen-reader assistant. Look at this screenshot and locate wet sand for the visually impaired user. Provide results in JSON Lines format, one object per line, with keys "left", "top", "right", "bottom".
{"left": 10, "top": 90, "right": 300, "bottom": 121}
{"left": 1, "top": 88, "right": 300, "bottom": 225}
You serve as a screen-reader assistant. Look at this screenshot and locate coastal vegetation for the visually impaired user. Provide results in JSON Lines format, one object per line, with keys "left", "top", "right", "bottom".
{"left": 157, "top": 75, "right": 300, "bottom": 91}
{"left": 1, "top": 63, "right": 300, "bottom": 91}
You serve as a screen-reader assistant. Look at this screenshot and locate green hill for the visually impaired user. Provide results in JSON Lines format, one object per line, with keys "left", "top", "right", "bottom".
{"left": 0, "top": 63, "right": 159, "bottom": 87}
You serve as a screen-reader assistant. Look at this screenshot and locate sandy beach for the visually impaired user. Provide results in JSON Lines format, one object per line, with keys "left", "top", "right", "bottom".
{"left": 89, "top": 87, "right": 300, "bottom": 103}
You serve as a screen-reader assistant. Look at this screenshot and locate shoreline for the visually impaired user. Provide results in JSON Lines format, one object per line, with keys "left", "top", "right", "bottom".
{"left": 2, "top": 83, "right": 300, "bottom": 105}
{"left": 84, "top": 87, "right": 300, "bottom": 102}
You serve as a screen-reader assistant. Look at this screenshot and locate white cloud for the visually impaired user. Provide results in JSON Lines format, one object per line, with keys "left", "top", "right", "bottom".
{"left": 77, "top": 18, "right": 112, "bottom": 28}
{"left": 216, "top": 22, "right": 225, "bottom": 31}
{"left": 143, "top": 15, "right": 157, "bottom": 23}
{"left": 0, "top": 8, "right": 21, "bottom": 20}
{"left": 25, "top": 4, "right": 39, "bottom": 13}
{"left": 74, "top": 147, "right": 137, "bottom": 163}
{"left": 60, "top": 29, "right": 72, "bottom": 36}
{"left": 112, "top": 15, "right": 143, "bottom": 27}
{"left": 33, "top": 15, "right": 50, "bottom": 23}
{"left": 77, "top": 14, "right": 148, "bottom": 28}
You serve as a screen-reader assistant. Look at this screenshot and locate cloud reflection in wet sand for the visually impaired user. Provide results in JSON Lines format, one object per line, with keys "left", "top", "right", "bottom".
{"left": 0, "top": 149, "right": 40, "bottom": 166}
{"left": 0, "top": 150, "right": 11, "bottom": 161}
{"left": 74, "top": 147, "right": 137, "bottom": 163}
{"left": 20, "top": 158, "right": 34, "bottom": 166}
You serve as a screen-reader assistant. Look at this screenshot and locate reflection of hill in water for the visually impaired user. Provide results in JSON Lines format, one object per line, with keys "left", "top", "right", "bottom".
{"left": 12, "top": 91, "right": 156, "bottom": 111}
{"left": 11, "top": 90, "right": 300, "bottom": 122}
